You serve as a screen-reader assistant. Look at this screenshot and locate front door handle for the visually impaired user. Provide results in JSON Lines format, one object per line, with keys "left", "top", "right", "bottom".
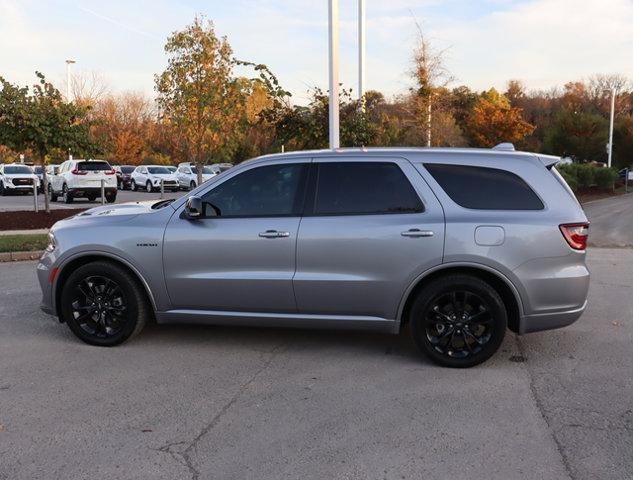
{"left": 259, "top": 230, "right": 290, "bottom": 238}
{"left": 401, "top": 229, "right": 434, "bottom": 238}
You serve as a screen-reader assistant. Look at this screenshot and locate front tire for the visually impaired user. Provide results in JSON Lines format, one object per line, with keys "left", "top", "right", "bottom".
{"left": 146, "top": 181, "right": 153, "bottom": 193}
{"left": 49, "top": 184, "right": 58, "bottom": 202}
{"left": 60, "top": 261, "right": 149, "bottom": 346}
{"left": 0, "top": 181, "right": 5, "bottom": 196}
{"left": 409, "top": 275, "right": 507, "bottom": 368}
{"left": 189, "top": 180, "right": 196, "bottom": 191}
{"left": 131, "top": 180, "right": 137, "bottom": 191}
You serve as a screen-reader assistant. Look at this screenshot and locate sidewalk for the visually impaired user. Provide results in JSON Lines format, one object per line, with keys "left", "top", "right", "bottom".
{"left": 0, "top": 228, "right": 49, "bottom": 236}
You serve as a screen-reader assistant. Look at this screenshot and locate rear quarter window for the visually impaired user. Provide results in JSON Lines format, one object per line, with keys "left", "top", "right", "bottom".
{"left": 424, "top": 163, "right": 544, "bottom": 210}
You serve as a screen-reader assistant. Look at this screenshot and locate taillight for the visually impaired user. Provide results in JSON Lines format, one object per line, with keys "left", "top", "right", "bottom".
{"left": 559, "top": 223, "right": 589, "bottom": 250}
{"left": 104, "top": 169, "right": 116, "bottom": 175}
{"left": 71, "top": 168, "right": 87, "bottom": 175}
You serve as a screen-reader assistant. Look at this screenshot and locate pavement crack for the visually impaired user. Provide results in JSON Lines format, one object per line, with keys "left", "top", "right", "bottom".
{"left": 515, "top": 336, "right": 576, "bottom": 480}
{"left": 155, "top": 342, "right": 286, "bottom": 480}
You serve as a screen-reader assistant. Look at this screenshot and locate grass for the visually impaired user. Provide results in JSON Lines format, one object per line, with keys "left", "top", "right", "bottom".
{"left": 0, "top": 234, "right": 49, "bottom": 253}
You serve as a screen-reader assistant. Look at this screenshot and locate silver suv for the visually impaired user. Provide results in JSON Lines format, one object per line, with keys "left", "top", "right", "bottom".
{"left": 37, "top": 147, "right": 590, "bottom": 367}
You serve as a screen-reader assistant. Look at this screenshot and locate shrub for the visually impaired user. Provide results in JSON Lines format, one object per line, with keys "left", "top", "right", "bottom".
{"left": 555, "top": 163, "right": 616, "bottom": 191}
{"left": 575, "top": 165, "right": 595, "bottom": 188}
{"left": 593, "top": 167, "right": 618, "bottom": 189}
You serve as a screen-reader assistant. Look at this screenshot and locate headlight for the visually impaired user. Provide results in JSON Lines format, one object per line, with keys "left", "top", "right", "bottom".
{"left": 153, "top": 178, "right": 161, "bottom": 185}
{"left": 46, "top": 232, "right": 57, "bottom": 252}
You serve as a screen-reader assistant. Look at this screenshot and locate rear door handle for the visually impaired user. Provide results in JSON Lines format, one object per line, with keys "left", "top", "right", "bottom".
{"left": 401, "top": 229, "right": 434, "bottom": 238}
{"left": 259, "top": 230, "right": 290, "bottom": 238}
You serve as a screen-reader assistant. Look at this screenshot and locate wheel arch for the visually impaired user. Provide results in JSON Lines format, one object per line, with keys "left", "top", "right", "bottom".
{"left": 54, "top": 252, "right": 158, "bottom": 320}
{"left": 398, "top": 263, "right": 524, "bottom": 333}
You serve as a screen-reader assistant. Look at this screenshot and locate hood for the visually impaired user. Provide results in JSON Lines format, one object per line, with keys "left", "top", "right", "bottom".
{"left": 77, "top": 200, "right": 174, "bottom": 217}
{"left": 149, "top": 173, "right": 177, "bottom": 179}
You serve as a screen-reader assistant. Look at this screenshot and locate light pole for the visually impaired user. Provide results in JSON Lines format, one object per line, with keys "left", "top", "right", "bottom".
{"left": 358, "top": 0, "right": 366, "bottom": 113}
{"left": 328, "top": 0, "right": 340, "bottom": 149}
{"left": 65, "top": 59, "right": 76, "bottom": 102}
{"left": 607, "top": 88, "right": 615, "bottom": 168}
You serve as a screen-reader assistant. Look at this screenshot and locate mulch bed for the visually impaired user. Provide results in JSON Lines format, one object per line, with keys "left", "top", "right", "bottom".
{"left": 0, "top": 209, "right": 87, "bottom": 231}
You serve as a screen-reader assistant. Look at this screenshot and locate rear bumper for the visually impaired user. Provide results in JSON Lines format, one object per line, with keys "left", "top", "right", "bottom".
{"left": 519, "top": 300, "right": 587, "bottom": 334}
{"left": 69, "top": 187, "right": 116, "bottom": 196}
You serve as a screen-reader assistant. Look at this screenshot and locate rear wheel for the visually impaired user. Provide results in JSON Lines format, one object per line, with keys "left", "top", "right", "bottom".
{"left": 60, "top": 261, "right": 149, "bottom": 346}
{"left": 409, "top": 275, "right": 507, "bottom": 368}
{"left": 49, "top": 184, "right": 58, "bottom": 202}
{"left": 106, "top": 193, "right": 116, "bottom": 203}
{"left": 131, "top": 180, "right": 137, "bottom": 191}
{"left": 62, "top": 184, "right": 73, "bottom": 204}
{"left": 189, "top": 180, "right": 196, "bottom": 191}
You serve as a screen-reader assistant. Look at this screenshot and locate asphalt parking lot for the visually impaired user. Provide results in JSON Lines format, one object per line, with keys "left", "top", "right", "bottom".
{"left": 0, "top": 248, "right": 631, "bottom": 480}
{"left": 0, "top": 188, "right": 183, "bottom": 212}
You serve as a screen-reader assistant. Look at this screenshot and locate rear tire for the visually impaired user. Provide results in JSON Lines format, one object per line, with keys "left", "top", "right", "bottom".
{"left": 106, "top": 193, "right": 116, "bottom": 203}
{"left": 189, "top": 180, "right": 196, "bottom": 191}
{"left": 49, "top": 184, "right": 58, "bottom": 202}
{"left": 0, "top": 181, "right": 5, "bottom": 196}
{"left": 409, "top": 275, "right": 507, "bottom": 368}
{"left": 60, "top": 261, "right": 149, "bottom": 346}
{"left": 62, "top": 184, "right": 73, "bottom": 204}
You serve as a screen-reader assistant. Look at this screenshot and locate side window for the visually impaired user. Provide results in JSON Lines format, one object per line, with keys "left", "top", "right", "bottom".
{"left": 424, "top": 164, "right": 544, "bottom": 210}
{"left": 313, "top": 162, "right": 424, "bottom": 215}
{"left": 202, "top": 163, "right": 308, "bottom": 218}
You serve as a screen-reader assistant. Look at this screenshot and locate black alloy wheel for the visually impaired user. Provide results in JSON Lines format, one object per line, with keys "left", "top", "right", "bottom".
{"left": 60, "top": 261, "right": 148, "bottom": 346}
{"left": 410, "top": 275, "right": 506, "bottom": 368}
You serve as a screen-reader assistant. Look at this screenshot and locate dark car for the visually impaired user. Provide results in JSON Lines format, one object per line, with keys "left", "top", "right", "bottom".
{"left": 115, "top": 165, "right": 136, "bottom": 190}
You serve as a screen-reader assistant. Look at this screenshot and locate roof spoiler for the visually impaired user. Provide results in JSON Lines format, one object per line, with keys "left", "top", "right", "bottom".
{"left": 536, "top": 154, "right": 561, "bottom": 169}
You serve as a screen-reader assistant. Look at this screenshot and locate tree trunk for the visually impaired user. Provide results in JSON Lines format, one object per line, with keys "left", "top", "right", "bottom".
{"left": 40, "top": 154, "right": 50, "bottom": 213}
{"left": 196, "top": 159, "right": 203, "bottom": 187}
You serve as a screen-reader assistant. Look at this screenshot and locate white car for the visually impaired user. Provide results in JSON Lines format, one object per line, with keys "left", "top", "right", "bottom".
{"left": 49, "top": 159, "right": 117, "bottom": 204}
{"left": 0, "top": 164, "right": 39, "bottom": 195}
{"left": 130, "top": 165, "right": 179, "bottom": 192}
{"left": 176, "top": 163, "right": 218, "bottom": 190}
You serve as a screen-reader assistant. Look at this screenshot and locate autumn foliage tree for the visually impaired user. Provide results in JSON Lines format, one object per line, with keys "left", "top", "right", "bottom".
{"left": 155, "top": 16, "right": 244, "bottom": 185}
{"left": 466, "top": 88, "right": 535, "bottom": 147}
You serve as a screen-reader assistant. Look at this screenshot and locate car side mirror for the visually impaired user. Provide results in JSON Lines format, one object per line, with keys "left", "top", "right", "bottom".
{"left": 184, "top": 196, "right": 203, "bottom": 219}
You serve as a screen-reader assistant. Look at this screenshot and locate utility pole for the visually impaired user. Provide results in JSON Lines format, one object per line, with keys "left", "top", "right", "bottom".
{"left": 328, "top": 0, "right": 340, "bottom": 149}
{"left": 426, "top": 100, "right": 432, "bottom": 147}
{"left": 65, "top": 59, "right": 76, "bottom": 102}
{"left": 358, "top": 0, "right": 366, "bottom": 113}
{"left": 607, "top": 88, "right": 615, "bottom": 168}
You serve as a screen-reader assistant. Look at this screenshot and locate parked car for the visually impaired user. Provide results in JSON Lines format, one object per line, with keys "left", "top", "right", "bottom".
{"left": 176, "top": 162, "right": 218, "bottom": 190}
{"left": 166, "top": 166, "right": 177, "bottom": 174}
{"left": 130, "top": 165, "right": 179, "bottom": 192}
{"left": 37, "top": 145, "right": 590, "bottom": 368}
{"left": 0, "top": 163, "right": 39, "bottom": 195}
{"left": 618, "top": 167, "right": 633, "bottom": 181}
{"left": 49, "top": 159, "right": 117, "bottom": 204}
{"left": 114, "top": 165, "right": 136, "bottom": 190}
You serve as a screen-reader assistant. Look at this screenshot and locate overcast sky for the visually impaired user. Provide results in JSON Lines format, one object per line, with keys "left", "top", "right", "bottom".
{"left": 1, "top": 0, "right": 632, "bottom": 105}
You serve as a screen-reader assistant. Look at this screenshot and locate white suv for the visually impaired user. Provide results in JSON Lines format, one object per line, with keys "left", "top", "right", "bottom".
{"left": 176, "top": 163, "right": 218, "bottom": 190}
{"left": 130, "top": 165, "right": 179, "bottom": 192}
{"left": 0, "top": 163, "right": 39, "bottom": 195}
{"left": 49, "top": 159, "right": 117, "bottom": 204}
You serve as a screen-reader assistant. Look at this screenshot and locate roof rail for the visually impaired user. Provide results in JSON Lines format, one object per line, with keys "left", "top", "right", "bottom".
{"left": 492, "top": 142, "right": 515, "bottom": 151}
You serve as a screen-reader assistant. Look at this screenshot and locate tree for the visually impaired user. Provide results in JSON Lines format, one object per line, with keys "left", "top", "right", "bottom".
{"left": 466, "top": 88, "right": 535, "bottom": 148}
{"left": 155, "top": 16, "right": 244, "bottom": 185}
{"left": 0, "top": 72, "right": 94, "bottom": 212}
{"left": 544, "top": 109, "right": 608, "bottom": 162}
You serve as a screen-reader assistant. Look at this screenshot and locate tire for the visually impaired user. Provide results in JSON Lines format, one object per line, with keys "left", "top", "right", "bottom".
{"left": 131, "top": 180, "right": 137, "bottom": 192}
{"left": 189, "top": 181, "right": 196, "bottom": 191}
{"left": 409, "top": 274, "right": 507, "bottom": 368}
{"left": 60, "top": 261, "right": 149, "bottom": 346}
{"left": 106, "top": 193, "right": 116, "bottom": 203}
{"left": 49, "top": 184, "right": 58, "bottom": 202}
{"left": 87, "top": 195, "right": 96, "bottom": 202}
{"left": 0, "top": 181, "right": 5, "bottom": 196}
{"left": 62, "top": 184, "right": 73, "bottom": 204}
{"left": 146, "top": 181, "right": 152, "bottom": 193}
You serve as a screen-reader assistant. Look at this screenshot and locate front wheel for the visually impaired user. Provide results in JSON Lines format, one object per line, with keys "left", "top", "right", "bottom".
{"left": 146, "top": 181, "right": 153, "bottom": 193}
{"left": 409, "top": 275, "right": 507, "bottom": 368}
{"left": 0, "top": 181, "right": 5, "bottom": 196}
{"left": 49, "top": 184, "right": 58, "bottom": 202}
{"left": 60, "top": 261, "right": 149, "bottom": 346}
{"left": 189, "top": 181, "right": 196, "bottom": 191}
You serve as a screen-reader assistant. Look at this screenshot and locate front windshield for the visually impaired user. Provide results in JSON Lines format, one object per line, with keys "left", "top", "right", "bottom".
{"left": 147, "top": 167, "right": 171, "bottom": 174}
{"left": 190, "top": 166, "right": 214, "bottom": 174}
{"left": 34, "top": 166, "right": 42, "bottom": 174}
{"left": 120, "top": 166, "right": 135, "bottom": 174}
{"left": 5, "top": 166, "right": 33, "bottom": 174}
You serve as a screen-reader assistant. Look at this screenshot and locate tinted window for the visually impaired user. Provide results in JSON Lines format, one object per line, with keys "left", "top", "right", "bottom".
{"left": 203, "top": 163, "right": 307, "bottom": 217}
{"left": 147, "top": 167, "right": 170, "bottom": 174}
{"left": 5, "top": 166, "right": 33, "bottom": 174}
{"left": 424, "top": 164, "right": 544, "bottom": 210}
{"left": 121, "top": 166, "right": 135, "bottom": 174}
{"left": 313, "top": 162, "right": 423, "bottom": 215}
{"left": 77, "top": 161, "right": 111, "bottom": 171}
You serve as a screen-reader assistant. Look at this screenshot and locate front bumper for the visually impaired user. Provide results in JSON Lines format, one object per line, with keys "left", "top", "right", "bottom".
{"left": 36, "top": 256, "right": 56, "bottom": 317}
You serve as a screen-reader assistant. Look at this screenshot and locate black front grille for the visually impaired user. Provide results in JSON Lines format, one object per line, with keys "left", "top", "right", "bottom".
{"left": 13, "top": 178, "right": 33, "bottom": 186}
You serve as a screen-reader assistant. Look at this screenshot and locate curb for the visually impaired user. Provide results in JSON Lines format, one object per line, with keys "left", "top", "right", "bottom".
{"left": 0, "top": 250, "right": 44, "bottom": 262}
{"left": 0, "top": 228, "right": 49, "bottom": 236}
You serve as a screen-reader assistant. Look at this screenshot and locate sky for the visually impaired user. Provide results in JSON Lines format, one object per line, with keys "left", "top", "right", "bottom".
{"left": 1, "top": 0, "right": 632, "bottom": 105}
